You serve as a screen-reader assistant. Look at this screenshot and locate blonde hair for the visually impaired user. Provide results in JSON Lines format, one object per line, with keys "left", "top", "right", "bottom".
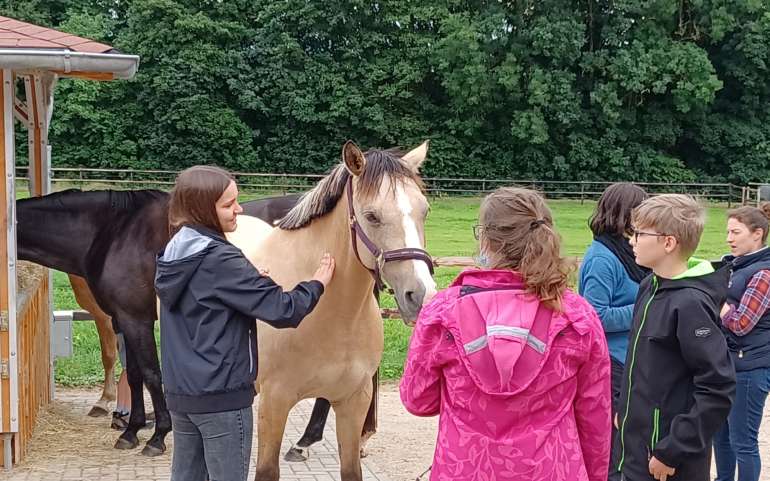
{"left": 632, "top": 194, "right": 705, "bottom": 259}
{"left": 479, "top": 187, "right": 573, "bottom": 311}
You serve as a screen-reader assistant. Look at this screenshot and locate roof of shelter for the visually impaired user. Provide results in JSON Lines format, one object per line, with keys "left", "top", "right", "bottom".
{"left": 0, "top": 16, "right": 139, "bottom": 80}
{"left": 0, "top": 16, "right": 114, "bottom": 54}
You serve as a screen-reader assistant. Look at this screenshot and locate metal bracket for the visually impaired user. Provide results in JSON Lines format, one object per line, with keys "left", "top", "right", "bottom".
{"left": 0, "top": 360, "right": 9, "bottom": 379}
{"left": 0, "top": 310, "right": 7, "bottom": 331}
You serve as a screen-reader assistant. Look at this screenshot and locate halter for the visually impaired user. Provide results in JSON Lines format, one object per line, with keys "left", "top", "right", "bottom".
{"left": 345, "top": 175, "right": 434, "bottom": 293}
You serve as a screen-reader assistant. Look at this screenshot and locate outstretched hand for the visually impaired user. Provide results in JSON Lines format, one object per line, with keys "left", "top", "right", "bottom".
{"left": 312, "top": 253, "right": 335, "bottom": 288}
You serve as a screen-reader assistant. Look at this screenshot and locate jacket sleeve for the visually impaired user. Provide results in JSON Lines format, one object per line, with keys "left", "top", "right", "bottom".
{"left": 574, "top": 310, "right": 612, "bottom": 481}
{"left": 211, "top": 246, "right": 325, "bottom": 329}
{"left": 652, "top": 297, "right": 736, "bottom": 467}
{"left": 580, "top": 256, "right": 635, "bottom": 333}
{"left": 399, "top": 295, "right": 454, "bottom": 417}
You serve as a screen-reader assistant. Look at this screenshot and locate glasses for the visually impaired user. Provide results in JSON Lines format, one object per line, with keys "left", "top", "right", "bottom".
{"left": 472, "top": 224, "right": 483, "bottom": 240}
{"left": 632, "top": 229, "right": 670, "bottom": 242}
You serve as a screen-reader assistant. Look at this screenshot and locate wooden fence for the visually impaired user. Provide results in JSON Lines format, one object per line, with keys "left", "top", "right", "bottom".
{"left": 13, "top": 166, "right": 755, "bottom": 206}
{"left": 12, "top": 267, "right": 50, "bottom": 463}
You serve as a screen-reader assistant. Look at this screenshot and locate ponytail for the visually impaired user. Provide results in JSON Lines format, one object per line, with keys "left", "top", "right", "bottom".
{"left": 480, "top": 188, "right": 573, "bottom": 310}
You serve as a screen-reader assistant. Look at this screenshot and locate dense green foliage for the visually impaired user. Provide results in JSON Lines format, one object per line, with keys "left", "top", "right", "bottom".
{"left": 3, "top": 1, "right": 770, "bottom": 182}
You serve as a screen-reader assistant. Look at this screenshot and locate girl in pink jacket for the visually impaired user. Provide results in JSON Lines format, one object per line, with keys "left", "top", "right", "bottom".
{"left": 400, "top": 187, "right": 611, "bottom": 481}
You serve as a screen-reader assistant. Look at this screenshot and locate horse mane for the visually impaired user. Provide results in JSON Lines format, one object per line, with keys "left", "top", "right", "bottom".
{"left": 20, "top": 189, "right": 168, "bottom": 212}
{"left": 277, "top": 148, "right": 423, "bottom": 230}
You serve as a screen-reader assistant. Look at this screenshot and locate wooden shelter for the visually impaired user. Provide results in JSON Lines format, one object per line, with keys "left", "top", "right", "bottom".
{"left": 0, "top": 15, "right": 138, "bottom": 469}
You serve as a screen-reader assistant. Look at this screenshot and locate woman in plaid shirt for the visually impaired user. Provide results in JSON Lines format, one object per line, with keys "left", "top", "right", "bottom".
{"left": 714, "top": 202, "right": 770, "bottom": 481}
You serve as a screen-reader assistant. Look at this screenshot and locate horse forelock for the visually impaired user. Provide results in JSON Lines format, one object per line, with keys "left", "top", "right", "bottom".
{"left": 277, "top": 148, "right": 423, "bottom": 230}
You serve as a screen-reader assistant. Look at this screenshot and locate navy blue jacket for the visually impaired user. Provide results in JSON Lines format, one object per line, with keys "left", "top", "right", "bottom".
{"left": 155, "top": 225, "right": 324, "bottom": 414}
{"left": 722, "top": 246, "right": 770, "bottom": 371}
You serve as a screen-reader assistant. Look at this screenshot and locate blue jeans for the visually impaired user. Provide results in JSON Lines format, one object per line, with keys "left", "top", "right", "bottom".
{"left": 714, "top": 367, "right": 770, "bottom": 481}
{"left": 170, "top": 407, "right": 253, "bottom": 481}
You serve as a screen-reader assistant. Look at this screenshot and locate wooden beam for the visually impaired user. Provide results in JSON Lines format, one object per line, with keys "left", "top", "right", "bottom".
{"left": 49, "top": 70, "right": 114, "bottom": 81}
{"left": 24, "top": 73, "right": 54, "bottom": 197}
{"left": 0, "top": 68, "right": 18, "bottom": 439}
{"left": 24, "top": 76, "right": 42, "bottom": 197}
{"left": 11, "top": 98, "right": 27, "bottom": 125}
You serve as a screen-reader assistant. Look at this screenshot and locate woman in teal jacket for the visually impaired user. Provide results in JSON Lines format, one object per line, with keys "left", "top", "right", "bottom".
{"left": 579, "top": 182, "right": 648, "bottom": 481}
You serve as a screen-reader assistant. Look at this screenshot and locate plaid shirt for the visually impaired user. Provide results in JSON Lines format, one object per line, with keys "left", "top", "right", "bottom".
{"left": 722, "top": 269, "right": 770, "bottom": 336}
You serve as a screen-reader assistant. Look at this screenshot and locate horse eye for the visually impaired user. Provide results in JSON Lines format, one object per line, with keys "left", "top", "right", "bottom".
{"left": 364, "top": 212, "right": 381, "bottom": 225}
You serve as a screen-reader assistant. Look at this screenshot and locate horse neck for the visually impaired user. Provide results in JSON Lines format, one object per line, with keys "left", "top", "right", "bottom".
{"left": 275, "top": 193, "right": 376, "bottom": 313}
{"left": 16, "top": 199, "right": 102, "bottom": 276}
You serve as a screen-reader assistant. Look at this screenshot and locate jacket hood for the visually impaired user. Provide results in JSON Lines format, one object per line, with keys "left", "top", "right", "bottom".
{"left": 657, "top": 257, "right": 729, "bottom": 302}
{"left": 438, "top": 269, "right": 592, "bottom": 396}
{"left": 155, "top": 226, "right": 214, "bottom": 307}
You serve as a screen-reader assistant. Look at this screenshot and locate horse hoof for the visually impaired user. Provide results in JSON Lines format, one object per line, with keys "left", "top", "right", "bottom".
{"left": 141, "top": 443, "right": 166, "bottom": 457}
{"left": 284, "top": 446, "right": 308, "bottom": 462}
{"left": 360, "top": 447, "right": 368, "bottom": 459}
{"left": 114, "top": 436, "right": 139, "bottom": 450}
{"left": 88, "top": 406, "right": 110, "bottom": 417}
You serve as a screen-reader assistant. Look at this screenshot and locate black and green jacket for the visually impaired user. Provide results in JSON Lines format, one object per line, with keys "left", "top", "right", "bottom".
{"left": 616, "top": 259, "right": 735, "bottom": 481}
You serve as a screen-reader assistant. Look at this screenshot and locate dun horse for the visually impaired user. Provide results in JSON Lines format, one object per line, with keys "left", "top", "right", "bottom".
{"left": 228, "top": 140, "right": 435, "bottom": 480}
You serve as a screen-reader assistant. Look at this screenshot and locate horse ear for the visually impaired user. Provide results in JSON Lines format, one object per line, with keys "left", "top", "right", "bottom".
{"left": 401, "top": 140, "right": 429, "bottom": 173}
{"left": 342, "top": 140, "right": 366, "bottom": 177}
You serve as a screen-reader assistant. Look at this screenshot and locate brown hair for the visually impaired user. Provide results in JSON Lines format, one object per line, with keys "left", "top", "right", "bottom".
{"left": 631, "top": 194, "right": 705, "bottom": 259}
{"left": 479, "top": 187, "right": 572, "bottom": 311}
{"left": 168, "top": 165, "right": 234, "bottom": 236}
{"left": 589, "top": 183, "right": 648, "bottom": 237}
{"left": 727, "top": 202, "right": 770, "bottom": 243}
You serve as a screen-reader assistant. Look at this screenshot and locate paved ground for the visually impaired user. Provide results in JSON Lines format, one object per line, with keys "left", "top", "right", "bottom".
{"left": 2, "top": 388, "right": 392, "bottom": 481}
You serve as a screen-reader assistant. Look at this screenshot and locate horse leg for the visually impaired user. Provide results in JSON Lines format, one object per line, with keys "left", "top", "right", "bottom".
{"left": 254, "top": 390, "right": 293, "bottom": 481}
{"left": 69, "top": 275, "right": 117, "bottom": 417}
{"left": 284, "top": 398, "right": 330, "bottom": 462}
{"left": 124, "top": 321, "right": 171, "bottom": 457}
{"left": 114, "top": 337, "right": 144, "bottom": 451}
{"left": 333, "top": 383, "right": 373, "bottom": 481}
{"left": 112, "top": 320, "right": 171, "bottom": 456}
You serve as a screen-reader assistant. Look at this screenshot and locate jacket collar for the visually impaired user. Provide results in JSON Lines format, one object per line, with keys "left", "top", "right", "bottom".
{"left": 450, "top": 269, "right": 526, "bottom": 290}
{"left": 726, "top": 245, "right": 770, "bottom": 270}
{"left": 186, "top": 224, "right": 229, "bottom": 244}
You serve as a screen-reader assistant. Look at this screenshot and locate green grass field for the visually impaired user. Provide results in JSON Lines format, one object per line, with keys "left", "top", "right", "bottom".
{"left": 47, "top": 196, "right": 733, "bottom": 384}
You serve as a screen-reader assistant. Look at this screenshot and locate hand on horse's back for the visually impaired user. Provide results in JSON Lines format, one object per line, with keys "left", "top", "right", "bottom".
{"left": 312, "top": 253, "right": 335, "bottom": 288}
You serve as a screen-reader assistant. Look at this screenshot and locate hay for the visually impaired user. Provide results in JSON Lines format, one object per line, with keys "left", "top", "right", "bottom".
{"left": 12, "top": 388, "right": 160, "bottom": 471}
{"left": 15, "top": 261, "right": 46, "bottom": 311}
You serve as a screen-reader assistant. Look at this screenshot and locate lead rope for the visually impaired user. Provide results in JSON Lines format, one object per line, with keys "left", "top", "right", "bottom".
{"left": 415, "top": 465, "right": 432, "bottom": 481}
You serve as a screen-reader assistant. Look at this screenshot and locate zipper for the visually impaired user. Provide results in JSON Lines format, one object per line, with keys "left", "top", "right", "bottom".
{"left": 459, "top": 285, "right": 520, "bottom": 297}
{"left": 618, "top": 276, "right": 659, "bottom": 472}
{"left": 650, "top": 407, "right": 660, "bottom": 451}
{"left": 248, "top": 328, "right": 254, "bottom": 374}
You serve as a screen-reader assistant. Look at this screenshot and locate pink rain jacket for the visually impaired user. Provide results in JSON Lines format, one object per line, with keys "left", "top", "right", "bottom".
{"left": 400, "top": 269, "right": 611, "bottom": 481}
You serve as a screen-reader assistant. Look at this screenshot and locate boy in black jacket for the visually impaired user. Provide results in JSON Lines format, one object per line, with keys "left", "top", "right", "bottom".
{"left": 616, "top": 194, "right": 735, "bottom": 481}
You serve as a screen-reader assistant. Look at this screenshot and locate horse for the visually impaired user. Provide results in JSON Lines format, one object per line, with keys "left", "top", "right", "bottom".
{"left": 51, "top": 193, "right": 303, "bottom": 419}
{"left": 16, "top": 190, "right": 326, "bottom": 456}
{"left": 227, "top": 140, "right": 435, "bottom": 481}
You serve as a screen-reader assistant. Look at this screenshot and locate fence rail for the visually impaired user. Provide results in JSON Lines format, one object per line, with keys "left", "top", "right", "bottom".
{"left": 14, "top": 165, "right": 758, "bottom": 205}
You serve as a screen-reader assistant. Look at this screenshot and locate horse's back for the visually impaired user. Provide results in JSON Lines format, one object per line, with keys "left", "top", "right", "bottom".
{"left": 226, "top": 215, "right": 273, "bottom": 265}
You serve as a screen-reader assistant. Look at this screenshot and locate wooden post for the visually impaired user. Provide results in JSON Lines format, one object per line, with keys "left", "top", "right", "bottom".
{"left": 25, "top": 73, "right": 54, "bottom": 197}
{"left": 0, "top": 68, "right": 18, "bottom": 469}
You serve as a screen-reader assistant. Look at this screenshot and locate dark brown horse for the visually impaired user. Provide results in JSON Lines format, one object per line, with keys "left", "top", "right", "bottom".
{"left": 15, "top": 190, "right": 339, "bottom": 456}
